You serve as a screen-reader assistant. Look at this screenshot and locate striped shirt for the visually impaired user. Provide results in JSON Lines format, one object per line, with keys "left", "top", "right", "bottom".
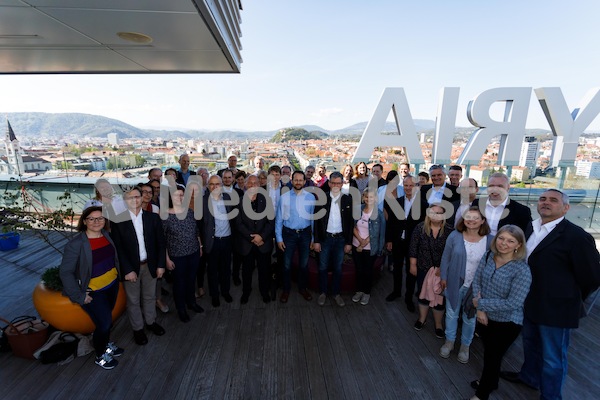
{"left": 88, "top": 236, "right": 118, "bottom": 291}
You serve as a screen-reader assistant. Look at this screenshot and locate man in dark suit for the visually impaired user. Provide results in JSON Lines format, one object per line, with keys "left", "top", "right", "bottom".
{"left": 448, "top": 178, "right": 478, "bottom": 227}
{"left": 234, "top": 174, "right": 275, "bottom": 304}
{"left": 200, "top": 175, "right": 235, "bottom": 308}
{"left": 221, "top": 168, "right": 245, "bottom": 286}
{"left": 501, "top": 189, "right": 600, "bottom": 400}
{"left": 472, "top": 172, "right": 531, "bottom": 235}
{"left": 420, "top": 164, "right": 460, "bottom": 209}
{"left": 313, "top": 172, "right": 354, "bottom": 307}
{"left": 175, "top": 154, "right": 196, "bottom": 186}
{"left": 110, "top": 187, "right": 167, "bottom": 345}
{"left": 385, "top": 176, "right": 428, "bottom": 312}
{"left": 217, "top": 154, "right": 239, "bottom": 178}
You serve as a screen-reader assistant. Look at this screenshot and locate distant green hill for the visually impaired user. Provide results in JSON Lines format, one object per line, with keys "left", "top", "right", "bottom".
{"left": 270, "top": 127, "right": 328, "bottom": 143}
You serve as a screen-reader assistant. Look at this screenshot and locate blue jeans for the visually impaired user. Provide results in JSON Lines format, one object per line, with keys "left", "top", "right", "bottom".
{"left": 82, "top": 280, "right": 119, "bottom": 356}
{"left": 318, "top": 233, "right": 345, "bottom": 295}
{"left": 519, "top": 316, "right": 571, "bottom": 400}
{"left": 444, "top": 285, "right": 476, "bottom": 345}
{"left": 282, "top": 226, "right": 311, "bottom": 292}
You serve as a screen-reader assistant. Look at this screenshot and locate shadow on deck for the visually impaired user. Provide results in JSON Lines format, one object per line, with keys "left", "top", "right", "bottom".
{"left": 1, "top": 232, "right": 599, "bottom": 399}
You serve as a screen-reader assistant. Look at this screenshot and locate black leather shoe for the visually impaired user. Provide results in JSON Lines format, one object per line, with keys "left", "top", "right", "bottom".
{"left": 499, "top": 371, "right": 538, "bottom": 390}
{"left": 178, "top": 310, "right": 190, "bottom": 323}
{"left": 146, "top": 322, "right": 165, "bottom": 336}
{"left": 262, "top": 295, "right": 271, "bottom": 304}
{"left": 212, "top": 296, "right": 221, "bottom": 307}
{"left": 385, "top": 292, "right": 400, "bottom": 302}
{"left": 405, "top": 301, "right": 416, "bottom": 313}
{"left": 471, "top": 380, "right": 498, "bottom": 391}
{"left": 223, "top": 293, "right": 233, "bottom": 303}
{"left": 240, "top": 294, "right": 249, "bottom": 304}
{"left": 133, "top": 329, "right": 148, "bottom": 345}
{"left": 188, "top": 303, "right": 204, "bottom": 313}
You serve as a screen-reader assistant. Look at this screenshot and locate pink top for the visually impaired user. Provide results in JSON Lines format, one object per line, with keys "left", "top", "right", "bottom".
{"left": 352, "top": 209, "right": 372, "bottom": 250}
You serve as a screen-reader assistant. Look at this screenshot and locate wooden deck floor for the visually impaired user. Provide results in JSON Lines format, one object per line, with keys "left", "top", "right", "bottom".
{"left": 1, "top": 232, "right": 599, "bottom": 400}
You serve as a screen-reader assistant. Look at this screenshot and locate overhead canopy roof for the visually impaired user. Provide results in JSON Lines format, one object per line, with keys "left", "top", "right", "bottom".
{"left": 0, "top": 0, "right": 243, "bottom": 74}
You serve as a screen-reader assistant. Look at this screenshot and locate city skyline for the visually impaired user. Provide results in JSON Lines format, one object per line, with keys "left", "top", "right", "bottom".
{"left": 1, "top": 1, "right": 600, "bottom": 132}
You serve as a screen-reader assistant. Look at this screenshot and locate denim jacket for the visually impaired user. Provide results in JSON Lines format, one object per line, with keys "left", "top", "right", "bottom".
{"left": 356, "top": 204, "right": 386, "bottom": 256}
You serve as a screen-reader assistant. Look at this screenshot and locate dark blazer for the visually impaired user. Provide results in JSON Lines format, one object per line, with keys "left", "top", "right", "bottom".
{"left": 199, "top": 191, "right": 235, "bottom": 254}
{"left": 59, "top": 230, "right": 120, "bottom": 305}
{"left": 385, "top": 195, "right": 428, "bottom": 244}
{"left": 110, "top": 210, "right": 167, "bottom": 279}
{"left": 313, "top": 193, "right": 354, "bottom": 246}
{"left": 175, "top": 170, "right": 197, "bottom": 186}
{"left": 234, "top": 192, "right": 275, "bottom": 255}
{"left": 420, "top": 183, "right": 460, "bottom": 205}
{"left": 524, "top": 218, "right": 600, "bottom": 328}
{"left": 472, "top": 197, "right": 532, "bottom": 234}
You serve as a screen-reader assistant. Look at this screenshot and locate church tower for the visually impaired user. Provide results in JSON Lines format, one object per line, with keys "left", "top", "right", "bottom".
{"left": 4, "top": 119, "right": 25, "bottom": 175}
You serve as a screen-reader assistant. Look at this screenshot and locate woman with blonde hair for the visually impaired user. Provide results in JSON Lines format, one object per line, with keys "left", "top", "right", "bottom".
{"left": 354, "top": 162, "right": 370, "bottom": 193}
{"left": 409, "top": 204, "right": 454, "bottom": 338}
{"left": 469, "top": 224, "right": 532, "bottom": 400}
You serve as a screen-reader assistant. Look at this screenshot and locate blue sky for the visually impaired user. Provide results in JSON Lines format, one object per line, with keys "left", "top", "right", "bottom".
{"left": 1, "top": 0, "right": 599, "bottom": 132}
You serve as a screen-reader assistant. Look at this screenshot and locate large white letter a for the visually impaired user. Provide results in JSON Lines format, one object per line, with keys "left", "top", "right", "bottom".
{"left": 352, "top": 88, "right": 425, "bottom": 164}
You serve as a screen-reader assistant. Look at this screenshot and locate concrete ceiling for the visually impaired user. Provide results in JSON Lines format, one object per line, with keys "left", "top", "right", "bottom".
{"left": 0, "top": 0, "right": 243, "bottom": 74}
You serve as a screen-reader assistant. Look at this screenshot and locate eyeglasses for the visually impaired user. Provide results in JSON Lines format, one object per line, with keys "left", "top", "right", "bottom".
{"left": 141, "top": 190, "right": 153, "bottom": 195}
{"left": 86, "top": 217, "right": 105, "bottom": 223}
{"left": 126, "top": 195, "right": 141, "bottom": 200}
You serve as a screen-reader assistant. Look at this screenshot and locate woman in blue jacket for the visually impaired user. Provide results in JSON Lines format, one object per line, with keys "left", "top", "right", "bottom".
{"left": 439, "top": 206, "right": 492, "bottom": 363}
{"left": 351, "top": 188, "right": 385, "bottom": 305}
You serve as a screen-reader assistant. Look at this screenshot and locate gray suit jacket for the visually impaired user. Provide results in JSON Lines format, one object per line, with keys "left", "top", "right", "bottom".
{"left": 59, "top": 230, "right": 120, "bottom": 305}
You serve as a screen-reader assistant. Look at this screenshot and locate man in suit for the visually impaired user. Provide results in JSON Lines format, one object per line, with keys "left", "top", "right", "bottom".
{"left": 501, "top": 189, "right": 600, "bottom": 400}
{"left": 473, "top": 172, "right": 531, "bottom": 235}
{"left": 447, "top": 165, "right": 463, "bottom": 187}
{"left": 385, "top": 176, "right": 428, "bottom": 312}
{"left": 420, "top": 164, "right": 460, "bottom": 208}
{"left": 200, "top": 175, "right": 235, "bottom": 308}
{"left": 448, "top": 178, "right": 478, "bottom": 227}
{"left": 217, "top": 154, "right": 239, "bottom": 177}
{"left": 235, "top": 174, "right": 275, "bottom": 304}
{"left": 313, "top": 172, "right": 354, "bottom": 307}
{"left": 110, "top": 187, "right": 167, "bottom": 345}
{"left": 175, "top": 154, "right": 196, "bottom": 186}
{"left": 221, "top": 168, "right": 244, "bottom": 286}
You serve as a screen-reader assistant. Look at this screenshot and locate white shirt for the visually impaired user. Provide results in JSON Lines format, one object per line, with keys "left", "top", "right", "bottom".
{"left": 526, "top": 216, "right": 564, "bottom": 259}
{"left": 128, "top": 209, "right": 148, "bottom": 262}
{"left": 326, "top": 193, "right": 343, "bottom": 234}
{"left": 401, "top": 194, "right": 417, "bottom": 239}
{"left": 485, "top": 197, "right": 509, "bottom": 236}
{"left": 210, "top": 195, "right": 232, "bottom": 237}
{"left": 427, "top": 183, "right": 447, "bottom": 205}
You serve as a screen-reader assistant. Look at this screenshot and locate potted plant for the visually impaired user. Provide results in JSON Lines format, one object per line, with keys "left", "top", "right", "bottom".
{"left": 32, "top": 266, "right": 127, "bottom": 334}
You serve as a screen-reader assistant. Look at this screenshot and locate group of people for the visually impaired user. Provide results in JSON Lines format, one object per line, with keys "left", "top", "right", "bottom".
{"left": 58, "top": 156, "right": 600, "bottom": 400}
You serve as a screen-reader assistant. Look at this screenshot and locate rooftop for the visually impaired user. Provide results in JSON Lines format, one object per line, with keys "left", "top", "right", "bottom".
{"left": 1, "top": 232, "right": 599, "bottom": 399}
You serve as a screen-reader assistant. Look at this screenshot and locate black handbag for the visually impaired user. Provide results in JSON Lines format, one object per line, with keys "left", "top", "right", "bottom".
{"left": 39, "top": 332, "right": 80, "bottom": 364}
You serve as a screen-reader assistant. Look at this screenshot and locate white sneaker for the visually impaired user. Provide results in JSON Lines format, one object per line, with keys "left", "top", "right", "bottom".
{"left": 352, "top": 292, "right": 364, "bottom": 303}
{"left": 318, "top": 293, "right": 326, "bottom": 306}
{"left": 457, "top": 344, "right": 470, "bottom": 364}
{"left": 439, "top": 340, "right": 454, "bottom": 358}
{"left": 360, "top": 294, "right": 370, "bottom": 305}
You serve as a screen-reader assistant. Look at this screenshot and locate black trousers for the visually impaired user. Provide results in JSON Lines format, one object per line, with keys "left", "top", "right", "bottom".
{"left": 391, "top": 238, "right": 415, "bottom": 303}
{"left": 476, "top": 319, "right": 522, "bottom": 400}
{"left": 242, "top": 247, "right": 271, "bottom": 298}
{"left": 207, "top": 237, "right": 232, "bottom": 298}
